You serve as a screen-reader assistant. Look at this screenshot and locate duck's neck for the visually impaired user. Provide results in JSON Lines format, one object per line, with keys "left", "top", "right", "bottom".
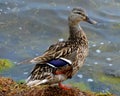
{"left": 68, "top": 24, "right": 88, "bottom": 46}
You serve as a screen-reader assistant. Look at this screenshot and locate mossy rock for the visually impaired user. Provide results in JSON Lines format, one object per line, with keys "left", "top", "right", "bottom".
{"left": 0, "top": 59, "right": 13, "bottom": 72}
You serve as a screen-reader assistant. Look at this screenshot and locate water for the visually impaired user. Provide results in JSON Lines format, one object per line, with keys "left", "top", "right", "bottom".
{"left": 0, "top": 0, "right": 120, "bottom": 95}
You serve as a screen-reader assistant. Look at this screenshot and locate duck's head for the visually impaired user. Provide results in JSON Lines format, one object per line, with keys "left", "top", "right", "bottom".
{"left": 68, "top": 7, "right": 97, "bottom": 25}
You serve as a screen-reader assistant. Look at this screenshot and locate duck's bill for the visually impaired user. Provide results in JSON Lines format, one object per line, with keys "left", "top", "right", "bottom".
{"left": 86, "top": 17, "right": 97, "bottom": 24}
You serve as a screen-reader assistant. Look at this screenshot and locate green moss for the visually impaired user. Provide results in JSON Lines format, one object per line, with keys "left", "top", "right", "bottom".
{"left": 17, "top": 79, "right": 26, "bottom": 84}
{"left": 95, "top": 91, "right": 114, "bottom": 96}
{"left": 95, "top": 91, "right": 115, "bottom": 96}
{"left": 0, "top": 58, "right": 13, "bottom": 72}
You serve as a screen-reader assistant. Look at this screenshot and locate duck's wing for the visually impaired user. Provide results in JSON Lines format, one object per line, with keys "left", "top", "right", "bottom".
{"left": 30, "top": 41, "right": 74, "bottom": 64}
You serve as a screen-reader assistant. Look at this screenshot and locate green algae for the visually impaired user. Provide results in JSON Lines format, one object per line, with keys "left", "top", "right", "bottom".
{"left": 90, "top": 64, "right": 120, "bottom": 95}
{"left": 95, "top": 65, "right": 120, "bottom": 83}
{"left": 90, "top": 63, "right": 120, "bottom": 84}
{"left": 97, "top": 73, "right": 120, "bottom": 93}
{"left": 99, "top": 74, "right": 120, "bottom": 84}
{"left": 0, "top": 58, "right": 13, "bottom": 72}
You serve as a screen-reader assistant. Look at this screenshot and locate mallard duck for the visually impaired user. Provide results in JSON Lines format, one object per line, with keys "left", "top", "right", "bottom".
{"left": 26, "top": 7, "right": 96, "bottom": 89}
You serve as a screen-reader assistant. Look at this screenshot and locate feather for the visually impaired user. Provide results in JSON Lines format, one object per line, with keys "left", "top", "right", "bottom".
{"left": 26, "top": 64, "right": 55, "bottom": 82}
{"left": 26, "top": 79, "right": 48, "bottom": 87}
{"left": 47, "top": 58, "right": 72, "bottom": 68}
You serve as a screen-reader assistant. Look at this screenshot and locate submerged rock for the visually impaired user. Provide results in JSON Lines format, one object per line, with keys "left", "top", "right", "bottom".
{"left": 0, "top": 77, "right": 116, "bottom": 96}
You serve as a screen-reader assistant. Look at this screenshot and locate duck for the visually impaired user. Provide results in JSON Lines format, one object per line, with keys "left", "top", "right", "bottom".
{"left": 26, "top": 7, "right": 97, "bottom": 90}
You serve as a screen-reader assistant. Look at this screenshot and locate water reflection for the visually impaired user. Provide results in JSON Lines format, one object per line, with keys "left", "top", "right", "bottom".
{"left": 0, "top": 0, "right": 120, "bottom": 95}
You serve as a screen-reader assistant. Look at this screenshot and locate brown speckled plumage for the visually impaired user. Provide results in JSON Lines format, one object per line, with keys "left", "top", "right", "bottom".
{"left": 26, "top": 7, "right": 96, "bottom": 87}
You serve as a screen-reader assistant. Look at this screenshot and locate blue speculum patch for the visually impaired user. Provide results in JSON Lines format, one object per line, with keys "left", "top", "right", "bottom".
{"left": 48, "top": 58, "right": 69, "bottom": 67}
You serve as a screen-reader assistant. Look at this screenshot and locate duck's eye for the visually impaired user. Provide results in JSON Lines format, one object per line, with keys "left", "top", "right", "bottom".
{"left": 76, "top": 12, "right": 82, "bottom": 15}
{"left": 75, "top": 12, "right": 85, "bottom": 16}
{"left": 77, "top": 12, "right": 81, "bottom": 14}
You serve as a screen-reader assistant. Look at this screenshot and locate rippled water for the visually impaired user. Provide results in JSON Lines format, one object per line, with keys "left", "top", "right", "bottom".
{"left": 0, "top": 0, "right": 120, "bottom": 95}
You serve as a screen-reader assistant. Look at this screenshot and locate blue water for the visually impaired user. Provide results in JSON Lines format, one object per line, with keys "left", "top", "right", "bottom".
{"left": 0, "top": 0, "right": 120, "bottom": 95}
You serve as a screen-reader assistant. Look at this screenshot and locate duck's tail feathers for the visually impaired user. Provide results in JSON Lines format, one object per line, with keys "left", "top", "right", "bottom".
{"left": 26, "top": 64, "right": 56, "bottom": 87}
{"left": 26, "top": 76, "right": 48, "bottom": 87}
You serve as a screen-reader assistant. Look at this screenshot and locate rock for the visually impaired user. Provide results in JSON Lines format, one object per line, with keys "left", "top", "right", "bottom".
{"left": 0, "top": 77, "right": 115, "bottom": 96}
{"left": 104, "top": 68, "right": 120, "bottom": 77}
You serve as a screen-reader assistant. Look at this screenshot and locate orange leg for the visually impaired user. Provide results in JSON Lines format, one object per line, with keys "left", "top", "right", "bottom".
{"left": 55, "top": 70, "right": 72, "bottom": 90}
{"left": 58, "top": 82, "right": 71, "bottom": 90}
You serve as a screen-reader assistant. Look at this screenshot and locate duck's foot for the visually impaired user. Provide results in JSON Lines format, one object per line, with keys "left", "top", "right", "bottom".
{"left": 58, "top": 83, "right": 72, "bottom": 90}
